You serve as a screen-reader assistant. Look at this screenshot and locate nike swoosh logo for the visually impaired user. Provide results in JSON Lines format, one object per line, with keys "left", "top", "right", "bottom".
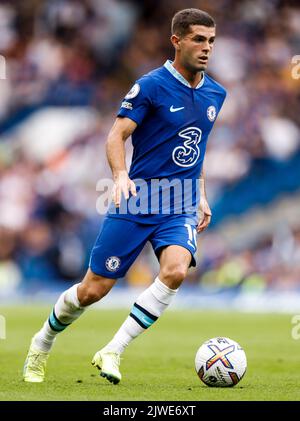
{"left": 170, "top": 105, "right": 184, "bottom": 112}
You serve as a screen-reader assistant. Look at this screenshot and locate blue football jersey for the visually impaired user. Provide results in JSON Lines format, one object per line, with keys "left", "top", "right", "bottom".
{"left": 108, "top": 60, "right": 226, "bottom": 224}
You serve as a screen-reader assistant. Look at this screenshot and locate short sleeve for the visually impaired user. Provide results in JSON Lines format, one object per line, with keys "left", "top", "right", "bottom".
{"left": 117, "top": 76, "right": 154, "bottom": 125}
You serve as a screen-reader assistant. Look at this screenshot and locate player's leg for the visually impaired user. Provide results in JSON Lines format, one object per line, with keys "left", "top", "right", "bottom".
{"left": 23, "top": 216, "right": 152, "bottom": 383}
{"left": 98, "top": 217, "right": 197, "bottom": 382}
{"left": 157, "top": 244, "right": 191, "bottom": 289}
{"left": 90, "top": 220, "right": 156, "bottom": 384}
{"left": 33, "top": 269, "right": 116, "bottom": 353}
{"left": 100, "top": 247, "right": 191, "bottom": 364}
{"left": 23, "top": 269, "right": 116, "bottom": 383}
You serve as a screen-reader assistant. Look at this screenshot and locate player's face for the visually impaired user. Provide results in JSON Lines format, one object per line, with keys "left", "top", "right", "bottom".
{"left": 179, "top": 25, "right": 216, "bottom": 72}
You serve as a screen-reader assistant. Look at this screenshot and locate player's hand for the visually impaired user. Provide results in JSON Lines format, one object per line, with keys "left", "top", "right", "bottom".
{"left": 112, "top": 170, "right": 137, "bottom": 208}
{"left": 197, "top": 198, "right": 212, "bottom": 233}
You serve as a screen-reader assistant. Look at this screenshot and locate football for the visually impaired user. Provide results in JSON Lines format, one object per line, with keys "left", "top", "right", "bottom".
{"left": 195, "top": 337, "right": 247, "bottom": 387}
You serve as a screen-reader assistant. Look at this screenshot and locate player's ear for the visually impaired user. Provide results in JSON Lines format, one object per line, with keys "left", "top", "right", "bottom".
{"left": 171, "top": 34, "right": 181, "bottom": 51}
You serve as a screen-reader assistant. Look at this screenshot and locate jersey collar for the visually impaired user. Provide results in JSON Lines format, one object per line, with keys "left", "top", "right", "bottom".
{"left": 164, "top": 60, "right": 205, "bottom": 89}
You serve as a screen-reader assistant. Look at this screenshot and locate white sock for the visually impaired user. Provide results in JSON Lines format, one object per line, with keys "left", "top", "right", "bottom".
{"left": 104, "top": 277, "right": 178, "bottom": 354}
{"left": 34, "top": 283, "right": 86, "bottom": 352}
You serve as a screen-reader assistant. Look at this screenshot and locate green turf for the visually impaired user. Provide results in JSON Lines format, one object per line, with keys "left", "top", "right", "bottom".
{"left": 0, "top": 305, "right": 299, "bottom": 401}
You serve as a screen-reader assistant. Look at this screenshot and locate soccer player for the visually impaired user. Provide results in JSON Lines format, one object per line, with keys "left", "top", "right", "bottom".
{"left": 23, "top": 8, "right": 226, "bottom": 384}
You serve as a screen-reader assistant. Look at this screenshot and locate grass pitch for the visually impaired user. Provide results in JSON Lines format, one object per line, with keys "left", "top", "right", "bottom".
{"left": 0, "top": 305, "right": 299, "bottom": 401}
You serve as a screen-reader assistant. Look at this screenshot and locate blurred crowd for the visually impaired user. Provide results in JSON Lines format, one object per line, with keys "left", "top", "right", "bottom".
{"left": 191, "top": 225, "right": 300, "bottom": 292}
{"left": 0, "top": 0, "right": 299, "bottom": 293}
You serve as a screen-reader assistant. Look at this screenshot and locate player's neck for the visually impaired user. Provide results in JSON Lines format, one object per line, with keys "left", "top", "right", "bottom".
{"left": 172, "top": 59, "right": 202, "bottom": 89}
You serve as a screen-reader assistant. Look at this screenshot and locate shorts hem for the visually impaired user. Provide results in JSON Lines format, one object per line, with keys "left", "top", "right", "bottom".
{"left": 153, "top": 243, "right": 196, "bottom": 267}
{"left": 89, "top": 266, "right": 124, "bottom": 280}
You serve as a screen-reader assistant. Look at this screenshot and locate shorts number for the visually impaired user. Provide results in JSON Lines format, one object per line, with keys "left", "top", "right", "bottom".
{"left": 184, "top": 224, "right": 197, "bottom": 250}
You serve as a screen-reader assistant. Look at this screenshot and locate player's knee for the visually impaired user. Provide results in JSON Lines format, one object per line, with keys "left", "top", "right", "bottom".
{"left": 78, "top": 271, "right": 115, "bottom": 306}
{"left": 78, "top": 284, "right": 112, "bottom": 306}
{"left": 78, "top": 287, "right": 101, "bottom": 306}
{"left": 160, "top": 264, "right": 188, "bottom": 289}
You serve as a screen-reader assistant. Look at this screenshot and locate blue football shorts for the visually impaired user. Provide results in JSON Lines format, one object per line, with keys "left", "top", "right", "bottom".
{"left": 89, "top": 214, "right": 198, "bottom": 279}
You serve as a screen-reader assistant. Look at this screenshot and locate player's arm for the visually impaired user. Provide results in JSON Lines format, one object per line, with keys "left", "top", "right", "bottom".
{"left": 197, "top": 167, "right": 212, "bottom": 233}
{"left": 106, "top": 117, "right": 137, "bottom": 208}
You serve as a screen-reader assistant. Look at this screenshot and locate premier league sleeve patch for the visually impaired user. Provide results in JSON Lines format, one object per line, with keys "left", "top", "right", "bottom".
{"left": 117, "top": 76, "right": 154, "bottom": 125}
{"left": 125, "top": 83, "right": 140, "bottom": 99}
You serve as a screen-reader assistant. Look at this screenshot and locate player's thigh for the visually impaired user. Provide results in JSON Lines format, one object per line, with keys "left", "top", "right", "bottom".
{"left": 89, "top": 217, "right": 152, "bottom": 279}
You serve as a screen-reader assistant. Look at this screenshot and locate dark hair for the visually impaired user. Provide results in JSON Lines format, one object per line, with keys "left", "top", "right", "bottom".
{"left": 171, "top": 8, "right": 215, "bottom": 37}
